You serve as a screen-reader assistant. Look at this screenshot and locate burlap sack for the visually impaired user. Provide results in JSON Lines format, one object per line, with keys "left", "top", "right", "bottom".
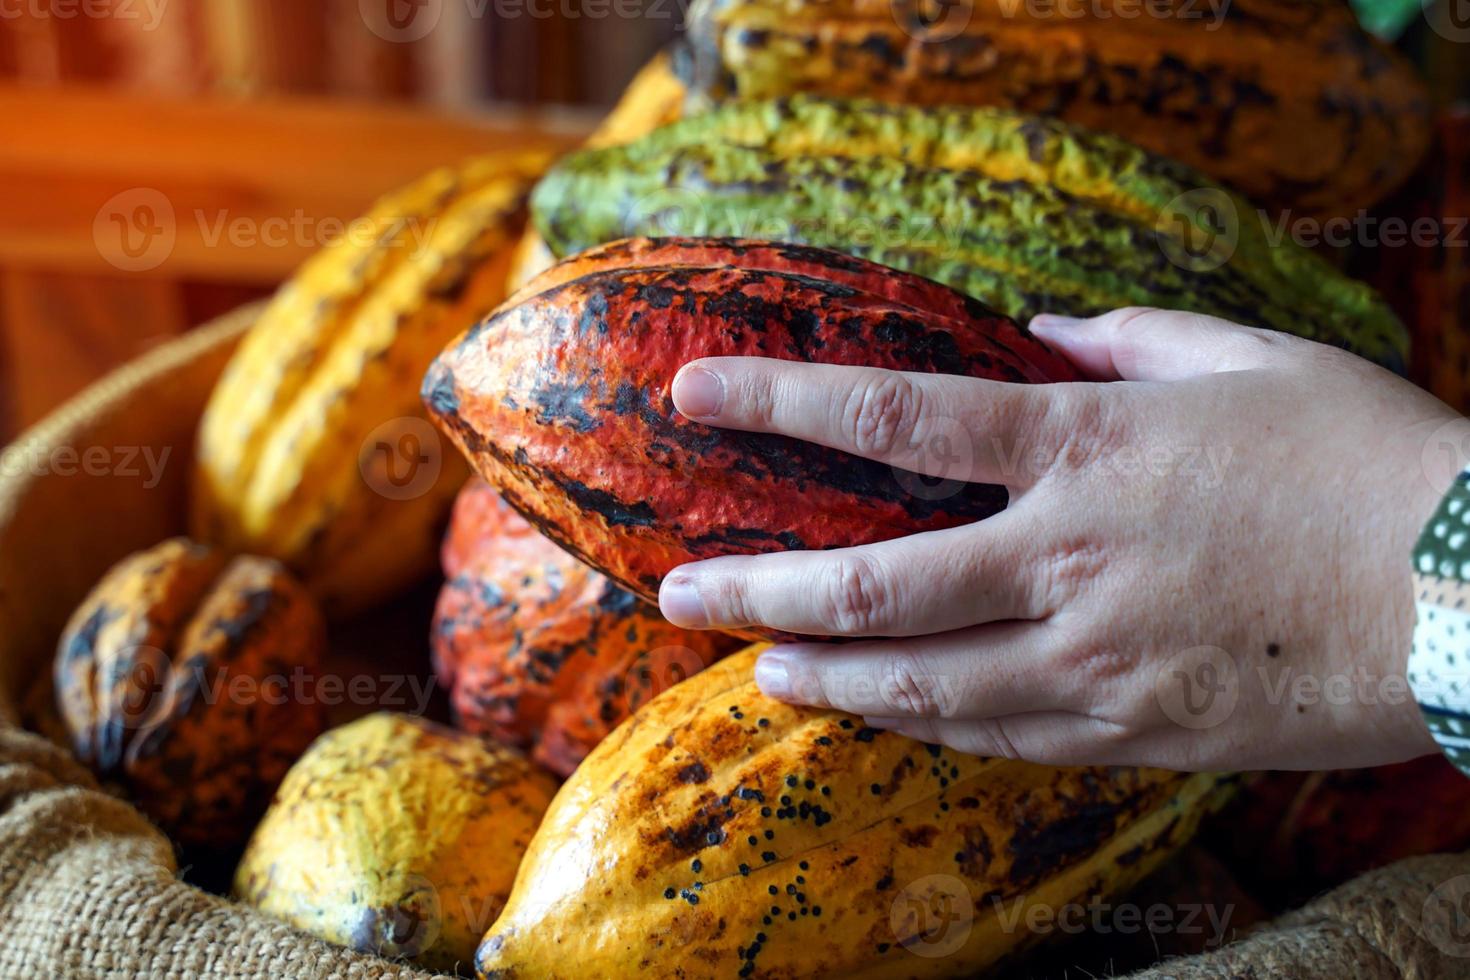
{"left": 1, "top": 306, "right": 1466, "bottom": 978}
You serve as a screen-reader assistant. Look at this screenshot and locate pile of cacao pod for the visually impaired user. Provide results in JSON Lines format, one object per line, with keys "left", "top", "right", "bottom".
{"left": 46, "top": 4, "right": 1470, "bottom": 977}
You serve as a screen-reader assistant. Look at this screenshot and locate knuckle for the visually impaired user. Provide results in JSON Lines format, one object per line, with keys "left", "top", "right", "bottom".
{"left": 879, "top": 650, "right": 949, "bottom": 718}
{"left": 1038, "top": 538, "right": 1109, "bottom": 612}
{"left": 1059, "top": 640, "right": 1134, "bottom": 686}
{"left": 1225, "top": 326, "right": 1297, "bottom": 368}
{"left": 823, "top": 555, "right": 891, "bottom": 635}
{"left": 707, "top": 568, "right": 757, "bottom": 627}
{"left": 971, "top": 718, "right": 1025, "bottom": 761}
{"left": 1104, "top": 306, "right": 1162, "bottom": 331}
{"left": 789, "top": 667, "right": 835, "bottom": 709}
{"left": 843, "top": 374, "right": 922, "bottom": 458}
{"left": 739, "top": 369, "right": 781, "bottom": 426}
{"left": 1047, "top": 388, "right": 1128, "bottom": 471}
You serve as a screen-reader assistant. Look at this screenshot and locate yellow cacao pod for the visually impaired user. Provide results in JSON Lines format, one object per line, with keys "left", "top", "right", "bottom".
{"left": 476, "top": 645, "right": 1233, "bottom": 978}
{"left": 192, "top": 151, "right": 550, "bottom": 618}
{"left": 505, "top": 51, "right": 685, "bottom": 295}
{"left": 235, "top": 711, "right": 558, "bottom": 971}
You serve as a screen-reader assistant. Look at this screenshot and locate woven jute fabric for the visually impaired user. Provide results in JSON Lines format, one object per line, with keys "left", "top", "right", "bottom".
{"left": 0, "top": 307, "right": 1466, "bottom": 978}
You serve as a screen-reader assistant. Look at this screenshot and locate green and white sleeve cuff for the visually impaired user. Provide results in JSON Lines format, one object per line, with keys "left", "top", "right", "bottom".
{"left": 1412, "top": 469, "right": 1470, "bottom": 775}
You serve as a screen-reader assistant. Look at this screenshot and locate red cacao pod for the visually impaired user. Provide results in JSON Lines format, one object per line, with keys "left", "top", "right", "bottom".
{"left": 434, "top": 478, "right": 740, "bottom": 776}
{"left": 425, "top": 238, "right": 1078, "bottom": 640}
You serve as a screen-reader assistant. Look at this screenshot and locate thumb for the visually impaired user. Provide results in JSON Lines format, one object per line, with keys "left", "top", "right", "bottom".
{"left": 1030, "top": 307, "right": 1288, "bottom": 382}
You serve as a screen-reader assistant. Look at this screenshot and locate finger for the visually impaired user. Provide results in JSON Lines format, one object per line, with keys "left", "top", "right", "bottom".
{"left": 861, "top": 713, "right": 1130, "bottom": 768}
{"left": 1031, "top": 307, "right": 1297, "bottom": 382}
{"left": 659, "top": 515, "right": 1045, "bottom": 637}
{"left": 751, "top": 622, "right": 1069, "bottom": 720}
{"left": 671, "top": 357, "right": 1089, "bottom": 488}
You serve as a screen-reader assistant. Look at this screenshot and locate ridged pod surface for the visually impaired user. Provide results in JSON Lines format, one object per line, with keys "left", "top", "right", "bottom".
{"left": 435, "top": 477, "right": 741, "bottom": 776}
{"left": 234, "top": 712, "right": 558, "bottom": 971}
{"left": 475, "top": 645, "right": 1233, "bottom": 979}
{"left": 193, "top": 151, "right": 550, "bottom": 618}
{"left": 53, "top": 538, "right": 326, "bottom": 848}
{"left": 425, "top": 239, "right": 1077, "bottom": 637}
{"left": 681, "top": 0, "right": 1430, "bottom": 216}
{"left": 532, "top": 96, "right": 1409, "bottom": 371}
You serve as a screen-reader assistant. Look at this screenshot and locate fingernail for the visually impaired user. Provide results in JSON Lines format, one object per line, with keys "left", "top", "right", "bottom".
{"left": 672, "top": 366, "right": 725, "bottom": 419}
{"left": 659, "top": 576, "right": 709, "bottom": 628}
{"left": 755, "top": 652, "right": 793, "bottom": 701}
{"left": 1030, "top": 314, "right": 1084, "bottom": 334}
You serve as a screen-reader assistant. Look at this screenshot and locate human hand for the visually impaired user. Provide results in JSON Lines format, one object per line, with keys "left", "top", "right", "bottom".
{"left": 657, "top": 307, "right": 1456, "bottom": 771}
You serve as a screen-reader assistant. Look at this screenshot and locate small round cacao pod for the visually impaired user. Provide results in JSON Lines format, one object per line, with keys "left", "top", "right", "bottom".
{"left": 54, "top": 537, "right": 327, "bottom": 848}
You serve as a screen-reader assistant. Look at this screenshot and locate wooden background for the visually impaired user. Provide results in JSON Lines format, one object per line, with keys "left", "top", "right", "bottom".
{"left": 2, "top": 3, "right": 1467, "bottom": 440}
{"left": 0, "top": 0, "right": 674, "bottom": 439}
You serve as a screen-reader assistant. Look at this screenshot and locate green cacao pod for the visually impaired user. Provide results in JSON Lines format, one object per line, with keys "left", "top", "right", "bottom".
{"left": 531, "top": 96, "right": 1409, "bottom": 371}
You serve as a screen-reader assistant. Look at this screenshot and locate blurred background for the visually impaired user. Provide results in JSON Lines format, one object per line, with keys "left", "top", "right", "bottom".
{"left": 0, "top": 0, "right": 1463, "bottom": 441}
{"left": 0, "top": 0, "right": 678, "bottom": 439}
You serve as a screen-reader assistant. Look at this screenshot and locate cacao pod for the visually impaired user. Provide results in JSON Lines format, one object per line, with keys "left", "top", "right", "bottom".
{"left": 235, "top": 712, "right": 558, "bottom": 971}
{"left": 1207, "top": 756, "right": 1470, "bottom": 909}
{"left": 53, "top": 537, "right": 326, "bottom": 848}
{"left": 435, "top": 477, "right": 741, "bottom": 777}
{"left": 475, "top": 645, "right": 1233, "bottom": 979}
{"left": 531, "top": 96, "right": 1409, "bottom": 371}
{"left": 193, "top": 151, "right": 550, "bottom": 619}
{"left": 681, "top": 0, "right": 1431, "bottom": 217}
{"left": 425, "top": 238, "right": 1077, "bottom": 636}
{"left": 587, "top": 48, "right": 687, "bottom": 150}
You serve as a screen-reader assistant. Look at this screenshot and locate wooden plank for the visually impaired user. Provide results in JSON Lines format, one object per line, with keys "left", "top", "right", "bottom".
{"left": 0, "top": 268, "right": 190, "bottom": 431}
{"left": 0, "top": 85, "right": 593, "bottom": 283}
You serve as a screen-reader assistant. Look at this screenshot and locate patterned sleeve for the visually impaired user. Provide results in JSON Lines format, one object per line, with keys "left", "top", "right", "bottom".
{"left": 1412, "top": 469, "right": 1470, "bottom": 775}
